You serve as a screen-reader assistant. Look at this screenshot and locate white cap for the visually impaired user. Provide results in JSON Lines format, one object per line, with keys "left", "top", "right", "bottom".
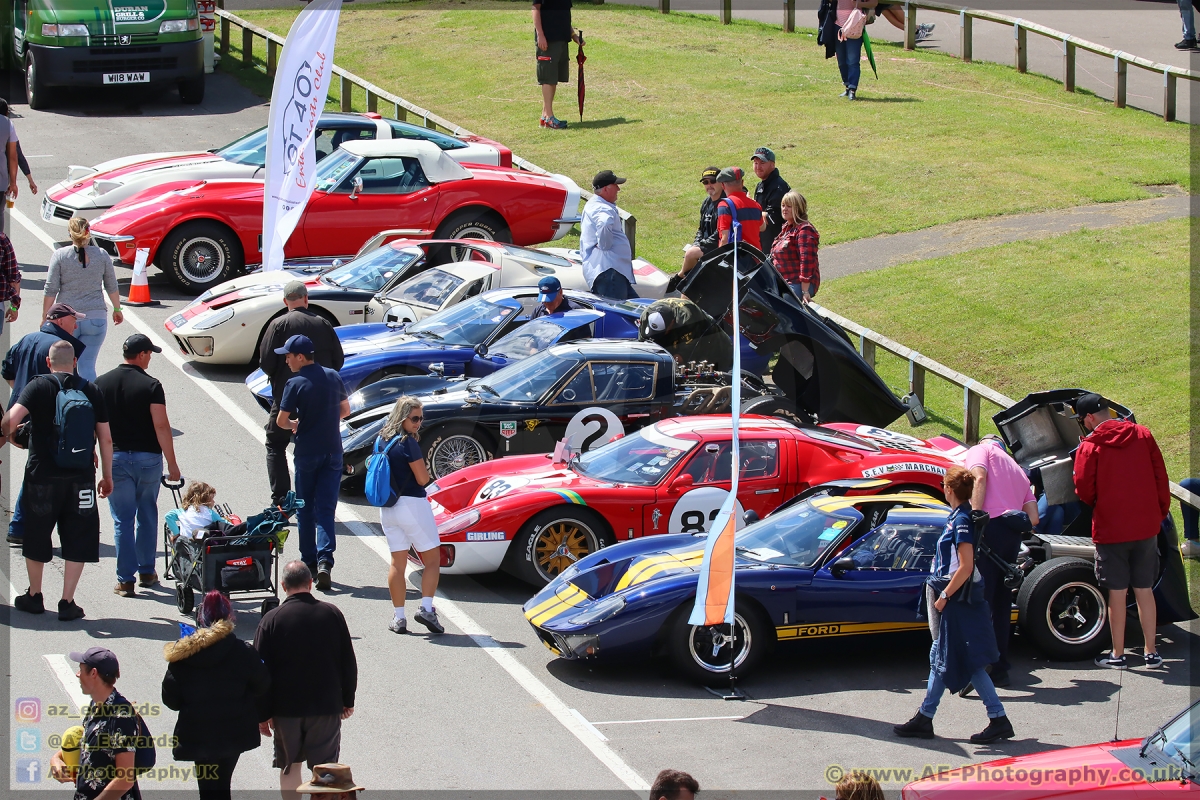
{"left": 647, "top": 312, "right": 667, "bottom": 332}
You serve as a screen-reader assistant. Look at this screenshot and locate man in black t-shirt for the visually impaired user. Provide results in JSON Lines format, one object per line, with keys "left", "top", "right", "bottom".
{"left": 533, "top": 0, "right": 580, "bottom": 129}
{"left": 2, "top": 339, "right": 113, "bottom": 621}
{"left": 95, "top": 334, "right": 183, "bottom": 598}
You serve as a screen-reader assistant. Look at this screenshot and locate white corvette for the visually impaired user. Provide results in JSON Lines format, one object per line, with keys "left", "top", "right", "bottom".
{"left": 163, "top": 238, "right": 668, "bottom": 364}
{"left": 42, "top": 112, "right": 511, "bottom": 226}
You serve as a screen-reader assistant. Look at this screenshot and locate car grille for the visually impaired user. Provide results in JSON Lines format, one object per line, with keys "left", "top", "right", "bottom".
{"left": 88, "top": 34, "right": 159, "bottom": 47}
{"left": 51, "top": 204, "right": 73, "bottom": 221}
{"left": 73, "top": 53, "right": 177, "bottom": 73}
{"left": 94, "top": 239, "right": 119, "bottom": 257}
{"left": 532, "top": 626, "right": 563, "bottom": 654}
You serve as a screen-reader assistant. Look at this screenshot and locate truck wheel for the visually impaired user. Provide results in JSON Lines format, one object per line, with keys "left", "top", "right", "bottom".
{"left": 160, "top": 220, "right": 244, "bottom": 294}
{"left": 25, "top": 54, "right": 52, "bottom": 111}
{"left": 667, "top": 601, "right": 770, "bottom": 685}
{"left": 424, "top": 424, "right": 494, "bottom": 480}
{"left": 1017, "top": 557, "right": 1109, "bottom": 661}
{"left": 507, "top": 506, "right": 613, "bottom": 586}
{"left": 179, "top": 76, "right": 205, "bottom": 104}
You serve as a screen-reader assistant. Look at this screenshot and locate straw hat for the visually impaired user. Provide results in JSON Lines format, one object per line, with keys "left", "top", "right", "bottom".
{"left": 296, "top": 764, "right": 364, "bottom": 794}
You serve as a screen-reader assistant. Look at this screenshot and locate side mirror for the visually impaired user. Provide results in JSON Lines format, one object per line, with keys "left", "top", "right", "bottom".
{"left": 474, "top": 343, "right": 488, "bottom": 356}
{"left": 428, "top": 362, "right": 445, "bottom": 378}
{"left": 349, "top": 176, "right": 363, "bottom": 199}
{"left": 830, "top": 556, "right": 856, "bottom": 578}
{"left": 667, "top": 473, "right": 694, "bottom": 495}
{"left": 742, "top": 510, "right": 760, "bottom": 526}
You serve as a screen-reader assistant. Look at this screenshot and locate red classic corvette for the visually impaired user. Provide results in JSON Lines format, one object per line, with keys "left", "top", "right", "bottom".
{"left": 426, "top": 416, "right": 963, "bottom": 586}
{"left": 88, "top": 139, "right": 582, "bottom": 293}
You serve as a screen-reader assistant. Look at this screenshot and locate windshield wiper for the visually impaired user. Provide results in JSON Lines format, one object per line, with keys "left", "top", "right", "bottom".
{"left": 323, "top": 275, "right": 341, "bottom": 287}
{"left": 476, "top": 384, "right": 499, "bottom": 396}
{"left": 415, "top": 330, "right": 443, "bottom": 341}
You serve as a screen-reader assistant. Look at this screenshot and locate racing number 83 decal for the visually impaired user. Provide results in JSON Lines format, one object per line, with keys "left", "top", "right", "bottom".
{"left": 667, "top": 487, "right": 744, "bottom": 535}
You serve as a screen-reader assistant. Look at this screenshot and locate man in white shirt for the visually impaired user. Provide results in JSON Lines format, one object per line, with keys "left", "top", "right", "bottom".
{"left": 580, "top": 170, "right": 636, "bottom": 300}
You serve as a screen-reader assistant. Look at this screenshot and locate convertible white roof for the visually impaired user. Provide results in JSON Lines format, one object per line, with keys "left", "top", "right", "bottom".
{"left": 339, "top": 139, "right": 473, "bottom": 183}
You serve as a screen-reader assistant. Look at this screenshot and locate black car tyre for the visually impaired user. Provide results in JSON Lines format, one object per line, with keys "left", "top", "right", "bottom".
{"left": 508, "top": 507, "right": 614, "bottom": 587}
{"left": 1017, "top": 556, "right": 1109, "bottom": 661}
{"left": 667, "top": 601, "right": 770, "bottom": 685}
{"left": 160, "top": 220, "right": 244, "bottom": 294}
{"left": 26, "top": 54, "right": 53, "bottom": 111}
{"left": 741, "top": 395, "right": 807, "bottom": 427}
{"left": 176, "top": 584, "right": 194, "bottom": 615}
{"left": 179, "top": 76, "right": 205, "bottom": 104}
{"left": 434, "top": 210, "right": 512, "bottom": 260}
{"left": 424, "top": 424, "right": 494, "bottom": 480}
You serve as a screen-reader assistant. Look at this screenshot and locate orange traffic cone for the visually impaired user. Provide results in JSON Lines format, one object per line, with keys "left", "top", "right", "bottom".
{"left": 125, "top": 248, "right": 153, "bottom": 306}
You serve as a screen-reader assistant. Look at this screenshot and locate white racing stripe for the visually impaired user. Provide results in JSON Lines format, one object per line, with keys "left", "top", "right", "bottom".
{"left": 44, "top": 654, "right": 90, "bottom": 714}
{"left": 15, "top": 206, "right": 650, "bottom": 794}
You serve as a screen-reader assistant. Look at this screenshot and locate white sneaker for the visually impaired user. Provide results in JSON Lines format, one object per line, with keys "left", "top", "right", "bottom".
{"left": 1180, "top": 539, "right": 1200, "bottom": 559}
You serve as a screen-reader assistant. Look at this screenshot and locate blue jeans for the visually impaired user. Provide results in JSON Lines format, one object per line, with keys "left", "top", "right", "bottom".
{"left": 590, "top": 269, "right": 638, "bottom": 301}
{"left": 920, "top": 661, "right": 1006, "bottom": 719}
{"left": 109, "top": 451, "right": 163, "bottom": 583}
{"left": 1180, "top": 478, "right": 1200, "bottom": 541}
{"left": 1181, "top": 0, "right": 1197, "bottom": 40}
{"left": 294, "top": 453, "right": 341, "bottom": 568}
{"left": 8, "top": 485, "right": 24, "bottom": 540}
{"left": 835, "top": 33, "right": 863, "bottom": 91}
{"left": 74, "top": 316, "right": 108, "bottom": 382}
{"left": 1035, "top": 495, "right": 1082, "bottom": 536}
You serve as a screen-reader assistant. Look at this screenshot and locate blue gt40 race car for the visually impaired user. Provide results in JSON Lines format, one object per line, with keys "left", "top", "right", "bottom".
{"left": 247, "top": 287, "right": 647, "bottom": 407}
{"left": 524, "top": 481, "right": 1196, "bottom": 684}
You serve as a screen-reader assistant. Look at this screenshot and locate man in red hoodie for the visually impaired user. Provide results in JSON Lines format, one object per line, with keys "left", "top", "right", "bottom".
{"left": 1071, "top": 393, "right": 1171, "bottom": 671}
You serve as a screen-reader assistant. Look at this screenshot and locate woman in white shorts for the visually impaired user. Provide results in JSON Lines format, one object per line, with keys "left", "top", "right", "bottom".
{"left": 377, "top": 396, "right": 443, "bottom": 635}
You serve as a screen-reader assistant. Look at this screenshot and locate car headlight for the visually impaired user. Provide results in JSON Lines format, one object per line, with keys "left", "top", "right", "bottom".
{"left": 348, "top": 391, "right": 365, "bottom": 413}
{"left": 567, "top": 594, "right": 626, "bottom": 625}
{"left": 43, "top": 23, "right": 89, "bottom": 36}
{"left": 425, "top": 481, "right": 440, "bottom": 495}
{"left": 437, "top": 509, "right": 480, "bottom": 536}
{"left": 159, "top": 18, "right": 198, "bottom": 33}
{"left": 191, "top": 307, "right": 234, "bottom": 331}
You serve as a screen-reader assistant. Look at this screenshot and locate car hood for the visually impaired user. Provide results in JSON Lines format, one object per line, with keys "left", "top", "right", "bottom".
{"left": 902, "top": 739, "right": 1182, "bottom": 798}
{"left": 55, "top": 151, "right": 222, "bottom": 192}
{"left": 429, "top": 455, "right": 634, "bottom": 516}
{"left": 679, "top": 242, "right": 907, "bottom": 427}
{"left": 91, "top": 179, "right": 265, "bottom": 234}
{"left": 342, "top": 385, "right": 486, "bottom": 453}
{"left": 337, "top": 324, "right": 426, "bottom": 357}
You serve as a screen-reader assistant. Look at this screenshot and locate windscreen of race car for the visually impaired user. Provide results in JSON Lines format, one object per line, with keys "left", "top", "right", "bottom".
{"left": 322, "top": 247, "right": 422, "bottom": 293}
{"left": 408, "top": 296, "right": 521, "bottom": 346}
{"left": 734, "top": 503, "right": 864, "bottom": 567}
{"left": 572, "top": 427, "right": 697, "bottom": 486}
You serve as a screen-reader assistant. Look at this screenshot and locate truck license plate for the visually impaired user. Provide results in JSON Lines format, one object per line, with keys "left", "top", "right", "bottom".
{"left": 102, "top": 72, "right": 149, "bottom": 84}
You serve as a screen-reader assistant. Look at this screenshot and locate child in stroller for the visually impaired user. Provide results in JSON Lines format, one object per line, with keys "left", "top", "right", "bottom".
{"left": 172, "top": 481, "right": 249, "bottom": 542}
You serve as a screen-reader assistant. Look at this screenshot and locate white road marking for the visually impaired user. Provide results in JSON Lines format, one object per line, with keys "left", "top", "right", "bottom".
{"left": 44, "top": 654, "right": 90, "bottom": 714}
{"left": 5, "top": 576, "right": 18, "bottom": 603}
{"left": 569, "top": 708, "right": 609, "bottom": 741}
{"left": 16, "top": 203, "right": 651, "bottom": 794}
{"left": 591, "top": 715, "right": 747, "bottom": 725}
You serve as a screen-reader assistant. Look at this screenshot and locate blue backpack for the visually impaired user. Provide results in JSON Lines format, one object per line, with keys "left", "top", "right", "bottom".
{"left": 50, "top": 373, "right": 96, "bottom": 471}
{"left": 364, "top": 435, "right": 401, "bottom": 507}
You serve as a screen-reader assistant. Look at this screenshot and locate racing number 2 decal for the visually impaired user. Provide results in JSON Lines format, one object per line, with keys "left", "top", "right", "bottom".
{"left": 564, "top": 407, "right": 625, "bottom": 453}
{"left": 667, "top": 487, "right": 744, "bottom": 535}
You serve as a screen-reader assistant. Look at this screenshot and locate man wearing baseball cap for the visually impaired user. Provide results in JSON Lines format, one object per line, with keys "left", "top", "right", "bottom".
{"left": 1071, "top": 393, "right": 1171, "bottom": 670}
{"left": 531, "top": 275, "right": 575, "bottom": 319}
{"left": 580, "top": 170, "right": 637, "bottom": 300}
{"left": 675, "top": 167, "right": 726, "bottom": 288}
{"left": 49, "top": 647, "right": 141, "bottom": 799}
{"left": 715, "top": 167, "right": 763, "bottom": 251}
{"left": 751, "top": 147, "right": 791, "bottom": 253}
{"left": 275, "top": 335, "right": 350, "bottom": 590}
{"left": 96, "top": 333, "right": 182, "bottom": 597}
{"left": 259, "top": 281, "right": 344, "bottom": 507}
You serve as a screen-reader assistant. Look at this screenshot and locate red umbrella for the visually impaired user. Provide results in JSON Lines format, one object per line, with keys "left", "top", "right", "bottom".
{"left": 576, "top": 30, "right": 586, "bottom": 122}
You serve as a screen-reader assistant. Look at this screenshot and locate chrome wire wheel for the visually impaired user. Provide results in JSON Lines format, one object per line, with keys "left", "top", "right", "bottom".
{"left": 688, "top": 612, "right": 753, "bottom": 674}
{"left": 430, "top": 434, "right": 487, "bottom": 479}
{"left": 1045, "top": 581, "right": 1107, "bottom": 646}
{"left": 178, "top": 236, "right": 226, "bottom": 284}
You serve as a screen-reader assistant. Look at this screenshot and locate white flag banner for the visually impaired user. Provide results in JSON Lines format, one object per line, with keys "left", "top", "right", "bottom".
{"left": 262, "top": 0, "right": 342, "bottom": 272}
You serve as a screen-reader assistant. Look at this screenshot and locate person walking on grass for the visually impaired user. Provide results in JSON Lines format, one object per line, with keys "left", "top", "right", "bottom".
{"left": 377, "top": 397, "right": 443, "bottom": 635}
{"left": 256, "top": 562, "right": 357, "bottom": 800}
{"left": 5, "top": 339, "right": 112, "bottom": 622}
{"left": 45, "top": 217, "right": 123, "bottom": 382}
{"left": 1071, "top": 393, "right": 1171, "bottom": 670}
{"left": 532, "top": 0, "right": 580, "bottom": 129}
{"left": 96, "top": 334, "right": 183, "bottom": 598}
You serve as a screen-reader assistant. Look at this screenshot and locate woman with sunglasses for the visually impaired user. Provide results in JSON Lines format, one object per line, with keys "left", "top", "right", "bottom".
{"left": 893, "top": 465, "right": 1015, "bottom": 744}
{"left": 377, "top": 396, "right": 443, "bottom": 635}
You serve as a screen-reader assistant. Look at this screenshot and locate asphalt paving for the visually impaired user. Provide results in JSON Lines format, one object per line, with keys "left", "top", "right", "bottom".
{"left": 1, "top": 68, "right": 1195, "bottom": 798}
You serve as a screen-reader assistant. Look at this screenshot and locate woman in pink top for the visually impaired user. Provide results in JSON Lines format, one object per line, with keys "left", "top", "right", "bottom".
{"left": 834, "top": 0, "right": 874, "bottom": 99}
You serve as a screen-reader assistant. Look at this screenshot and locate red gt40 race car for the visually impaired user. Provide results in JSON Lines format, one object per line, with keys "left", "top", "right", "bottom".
{"left": 88, "top": 139, "right": 582, "bottom": 294}
{"left": 425, "top": 416, "right": 965, "bottom": 585}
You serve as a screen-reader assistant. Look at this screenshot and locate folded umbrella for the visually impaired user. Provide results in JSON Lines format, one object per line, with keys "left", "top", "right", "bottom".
{"left": 862, "top": 29, "right": 878, "bottom": 79}
{"left": 576, "top": 30, "right": 587, "bottom": 122}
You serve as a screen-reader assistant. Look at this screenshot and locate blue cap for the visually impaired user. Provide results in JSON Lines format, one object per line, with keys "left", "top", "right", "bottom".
{"left": 537, "top": 276, "right": 562, "bottom": 302}
{"left": 273, "top": 334, "right": 315, "bottom": 356}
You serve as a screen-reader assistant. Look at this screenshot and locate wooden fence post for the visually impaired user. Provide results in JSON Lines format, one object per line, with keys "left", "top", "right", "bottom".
{"left": 625, "top": 216, "right": 637, "bottom": 259}
{"left": 340, "top": 74, "right": 352, "bottom": 111}
{"left": 959, "top": 11, "right": 972, "bottom": 62}
{"left": 1164, "top": 70, "right": 1177, "bottom": 122}
{"left": 242, "top": 26, "right": 253, "bottom": 67}
{"left": 860, "top": 336, "right": 877, "bottom": 370}
{"left": 908, "top": 360, "right": 926, "bottom": 407}
{"left": 964, "top": 385, "right": 981, "bottom": 444}
{"left": 1114, "top": 54, "right": 1127, "bottom": 108}
{"left": 784, "top": 0, "right": 795, "bottom": 33}
{"left": 367, "top": 91, "right": 378, "bottom": 113}
{"left": 658, "top": 0, "right": 669, "bottom": 12}
{"left": 1062, "top": 39, "right": 1075, "bottom": 92}
{"left": 721, "top": 0, "right": 731, "bottom": 24}
{"left": 266, "top": 38, "right": 278, "bottom": 77}
{"left": 1014, "top": 22, "right": 1027, "bottom": 73}
{"left": 219, "top": 16, "right": 229, "bottom": 56}
{"left": 394, "top": 102, "right": 407, "bottom": 122}
{"left": 904, "top": 2, "right": 916, "bottom": 50}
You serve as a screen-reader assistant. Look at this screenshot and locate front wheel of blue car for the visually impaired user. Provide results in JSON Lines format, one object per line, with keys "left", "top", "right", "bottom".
{"left": 668, "top": 603, "right": 770, "bottom": 685}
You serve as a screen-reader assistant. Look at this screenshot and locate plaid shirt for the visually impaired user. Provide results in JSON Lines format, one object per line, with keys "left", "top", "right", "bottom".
{"left": 0, "top": 232, "right": 19, "bottom": 306}
{"left": 770, "top": 220, "right": 820, "bottom": 293}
